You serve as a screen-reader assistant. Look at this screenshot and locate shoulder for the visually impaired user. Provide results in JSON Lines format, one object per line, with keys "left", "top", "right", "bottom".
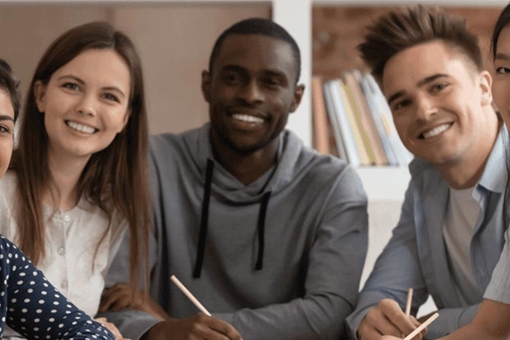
{"left": 408, "top": 158, "right": 443, "bottom": 191}
{"left": 0, "top": 171, "right": 18, "bottom": 196}
{"left": 0, "top": 171, "right": 18, "bottom": 220}
{"left": 0, "top": 234, "right": 24, "bottom": 270}
{"left": 149, "top": 127, "right": 204, "bottom": 161}
{"left": 296, "top": 147, "right": 367, "bottom": 201}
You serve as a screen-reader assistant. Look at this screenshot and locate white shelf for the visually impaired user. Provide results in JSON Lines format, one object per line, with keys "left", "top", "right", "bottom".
{"left": 355, "top": 167, "right": 410, "bottom": 201}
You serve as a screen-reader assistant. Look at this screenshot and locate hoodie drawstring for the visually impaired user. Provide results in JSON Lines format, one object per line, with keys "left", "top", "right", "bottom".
{"left": 193, "top": 160, "right": 272, "bottom": 278}
{"left": 193, "top": 159, "right": 214, "bottom": 279}
{"left": 255, "top": 191, "right": 271, "bottom": 270}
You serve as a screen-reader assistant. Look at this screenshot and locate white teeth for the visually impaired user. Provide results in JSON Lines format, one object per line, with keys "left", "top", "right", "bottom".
{"left": 66, "top": 121, "right": 96, "bottom": 134}
{"left": 422, "top": 123, "right": 451, "bottom": 139}
{"left": 232, "top": 114, "right": 264, "bottom": 124}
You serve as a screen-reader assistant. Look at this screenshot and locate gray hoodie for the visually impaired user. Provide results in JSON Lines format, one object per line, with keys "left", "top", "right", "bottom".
{"left": 104, "top": 124, "right": 368, "bottom": 340}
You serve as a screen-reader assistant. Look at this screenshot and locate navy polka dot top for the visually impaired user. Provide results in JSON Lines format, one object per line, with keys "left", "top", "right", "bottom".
{"left": 0, "top": 235, "right": 115, "bottom": 339}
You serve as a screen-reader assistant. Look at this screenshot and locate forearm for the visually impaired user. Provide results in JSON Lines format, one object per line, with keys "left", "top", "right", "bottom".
{"left": 437, "top": 300, "right": 510, "bottom": 340}
{"left": 98, "top": 310, "right": 161, "bottom": 340}
{"left": 215, "top": 295, "right": 353, "bottom": 340}
{"left": 425, "top": 304, "right": 479, "bottom": 339}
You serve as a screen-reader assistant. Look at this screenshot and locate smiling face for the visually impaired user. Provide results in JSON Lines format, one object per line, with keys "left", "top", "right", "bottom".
{"left": 492, "top": 25, "right": 510, "bottom": 128}
{"left": 34, "top": 48, "right": 131, "bottom": 163}
{"left": 382, "top": 40, "right": 494, "bottom": 168}
{"left": 0, "top": 89, "right": 14, "bottom": 177}
{"left": 202, "top": 34, "right": 304, "bottom": 155}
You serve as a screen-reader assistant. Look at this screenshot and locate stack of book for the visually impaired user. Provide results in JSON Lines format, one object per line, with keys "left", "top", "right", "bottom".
{"left": 312, "top": 69, "right": 413, "bottom": 167}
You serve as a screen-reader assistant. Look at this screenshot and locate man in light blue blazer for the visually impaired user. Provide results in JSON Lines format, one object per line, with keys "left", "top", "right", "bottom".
{"left": 346, "top": 5, "right": 507, "bottom": 340}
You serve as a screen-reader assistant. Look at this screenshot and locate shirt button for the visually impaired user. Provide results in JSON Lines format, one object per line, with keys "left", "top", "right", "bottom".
{"left": 64, "top": 215, "right": 70, "bottom": 222}
{"left": 60, "top": 280, "right": 68, "bottom": 289}
{"left": 57, "top": 247, "right": 65, "bottom": 256}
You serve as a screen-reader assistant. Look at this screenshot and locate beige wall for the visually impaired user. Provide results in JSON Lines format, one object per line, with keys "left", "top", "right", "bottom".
{"left": 0, "top": 3, "right": 270, "bottom": 134}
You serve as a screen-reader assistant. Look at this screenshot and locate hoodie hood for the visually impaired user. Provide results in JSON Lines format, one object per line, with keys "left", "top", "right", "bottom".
{"left": 184, "top": 123, "right": 307, "bottom": 278}
{"left": 184, "top": 123, "right": 305, "bottom": 203}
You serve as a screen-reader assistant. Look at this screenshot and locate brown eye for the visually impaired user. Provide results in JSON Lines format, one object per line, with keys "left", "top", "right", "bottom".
{"left": 103, "top": 93, "right": 120, "bottom": 103}
{"left": 62, "top": 83, "right": 79, "bottom": 91}
{"left": 496, "top": 67, "right": 510, "bottom": 74}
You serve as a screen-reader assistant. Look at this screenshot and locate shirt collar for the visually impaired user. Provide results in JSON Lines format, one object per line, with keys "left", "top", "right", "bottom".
{"left": 476, "top": 125, "right": 508, "bottom": 194}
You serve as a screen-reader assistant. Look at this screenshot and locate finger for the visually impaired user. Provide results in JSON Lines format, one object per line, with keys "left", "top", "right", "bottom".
{"left": 362, "top": 306, "right": 401, "bottom": 338}
{"left": 100, "top": 289, "right": 132, "bottom": 312}
{"left": 379, "top": 300, "right": 417, "bottom": 336}
{"left": 108, "top": 298, "right": 133, "bottom": 312}
{"left": 206, "top": 317, "right": 242, "bottom": 340}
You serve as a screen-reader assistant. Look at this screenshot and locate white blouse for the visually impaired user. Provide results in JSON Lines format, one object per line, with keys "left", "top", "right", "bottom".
{"left": 0, "top": 171, "right": 126, "bottom": 339}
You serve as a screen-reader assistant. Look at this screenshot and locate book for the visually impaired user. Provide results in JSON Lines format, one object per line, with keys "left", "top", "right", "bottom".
{"left": 359, "top": 73, "right": 398, "bottom": 166}
{"left": 364, "top": 73, "right": 413, "bottom": 166}
{"left": 348, "top": 70, "right": 389, "bottom": 165}
{"left": 311, "top": 76, "right": 331, "bottom": 155}
{"left": 337, "top": 79, "right": 370, "bottom": 166}
{"left": 322, "top": 80, "right": 349, "bottom": 162}
{"left": 324, "top": 80, "right": 360, "bottom": 165}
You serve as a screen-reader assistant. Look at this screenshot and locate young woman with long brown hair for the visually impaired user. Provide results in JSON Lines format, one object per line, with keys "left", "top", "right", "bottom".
{"left": 0, "top": 21, "right": 151, "bottom": 339}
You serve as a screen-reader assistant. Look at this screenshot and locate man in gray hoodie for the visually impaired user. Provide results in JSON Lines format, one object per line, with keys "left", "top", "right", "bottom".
{"left": 101, "top": 17, "right": 368, "bottom": 340}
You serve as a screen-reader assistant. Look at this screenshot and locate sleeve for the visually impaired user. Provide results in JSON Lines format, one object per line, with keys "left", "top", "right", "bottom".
{"left": 345, "top": 183, "right": 431, "bottom": 339}
{"left": 214, "top": 166, "right": 369, "bottom": 340}
{"left": 1, "top": 236, "right": 115, "bottom": 340}
{"left": 345, "top": 182, "right": 484, "bottom": 340}
{"left": 484, "top": 229, "right": 510, "bottom": 305}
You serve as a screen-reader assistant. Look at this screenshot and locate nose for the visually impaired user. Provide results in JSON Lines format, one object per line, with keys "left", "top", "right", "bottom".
{"left": 415, "top": 95, "right": 438, "bottom": 122}
{"left": 238, "top": 80, "right": 264, "bottom": 104}
{"left": 75, "top": 93, "right": 97, "bottom": 116}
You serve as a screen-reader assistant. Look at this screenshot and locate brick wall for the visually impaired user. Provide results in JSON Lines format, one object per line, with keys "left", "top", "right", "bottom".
{"left": 313, "top": 6, "right": 503, "bottom": 79}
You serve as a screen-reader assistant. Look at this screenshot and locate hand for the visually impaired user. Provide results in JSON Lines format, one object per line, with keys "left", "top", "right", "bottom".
{"left": 94, "top": 317, "right": 129, "bottom": 340}
{"left": 99, "top": 283, "right": 169, "bottom": 321}
{"left": 141, "top": 315, "right": 243, "bottom": 340}
{"left": 358, "top": 299, "right": 425, "bottom": 340}
{"left": 379, "top": 337, "right": 403, "bottom": 340}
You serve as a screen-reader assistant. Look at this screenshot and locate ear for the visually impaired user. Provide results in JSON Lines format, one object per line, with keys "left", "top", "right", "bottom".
{"left": 478, "top": 70, "right": 493, "bottom": 107}
{"left": 33, "top": 80, "right": 47, "bottom": 113}
{"left": 201, "top": 70, "right": 212, "bottom": 103}
{"left": 289, "top": 83, "right": 305, "bottom": 113}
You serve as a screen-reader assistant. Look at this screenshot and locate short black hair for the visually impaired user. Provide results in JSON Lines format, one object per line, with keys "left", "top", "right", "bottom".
{"left": 208, "top": 17, "right": 301, "bottom": 83}
{"left": 0, "top": 59, "right": 20, "bottom": 121}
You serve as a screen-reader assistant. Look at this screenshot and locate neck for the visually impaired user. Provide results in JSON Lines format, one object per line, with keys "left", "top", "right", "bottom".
{"left": 438, "top": 119, "right": 501, "bottom": 190}
{"left": 43, "top": 149, "right": 90, "bottom": 211}
{"left": 211, "top": 136, "right": 279, "bottom": 186}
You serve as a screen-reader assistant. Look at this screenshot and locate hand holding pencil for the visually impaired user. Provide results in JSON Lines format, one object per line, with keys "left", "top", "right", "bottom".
{"left": 357, "top": 292, "right": 425, "bottom": 340}
{"left": 366, "top": 289, "right": 438, "bottom": 340}
{"left": 134, "top": 275, "right": 243, "bottom": 340}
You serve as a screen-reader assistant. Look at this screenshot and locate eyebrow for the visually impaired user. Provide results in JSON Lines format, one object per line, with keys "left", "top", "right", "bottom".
{"left": 387, "top": 73, "right": 449, "bottom": 106}
{"left": 0, "top": 115, "right": 14, "bottom": 122}
{"left": 220, "top": 65, "right": 289, "bottom": 84}
{"left": 495, "top": 52, "right": 510, "bottom": 61}
{"left": 57, "top": 75, "right": 127, "bottom": 98}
